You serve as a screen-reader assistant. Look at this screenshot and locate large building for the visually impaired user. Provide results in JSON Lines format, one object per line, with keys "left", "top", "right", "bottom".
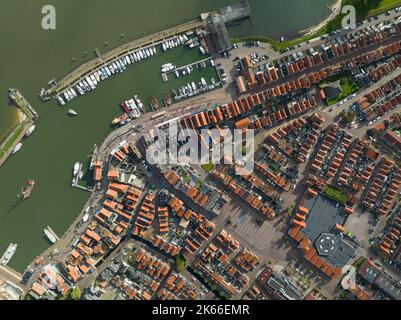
{"left": 358, "top": 260, "right": 401, "bottom": 300}
{"left": 289, "top": 190, "right": 359, "bottom": 279}
{"left": 207, "top": 1, "right": 252, "bottom": 54}
{"left": 207, "top": 14, "right": 232, "bottom": 54}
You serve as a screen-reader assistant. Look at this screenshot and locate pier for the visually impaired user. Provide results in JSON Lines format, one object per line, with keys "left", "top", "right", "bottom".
{"left": 9, "top": 89, "right": 39, "bottom": 121}
{"left": 45, "top": 19, "right": 206, "bottom": 96}
{"left": 0, "top": 89, "right": 38, "bottom": 167}
{"left": 164, "top": 57, "right": 213, "bottom": 76}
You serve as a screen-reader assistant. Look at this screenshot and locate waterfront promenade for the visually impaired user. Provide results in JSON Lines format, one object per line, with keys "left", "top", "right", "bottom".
{"left": 50, "top": 18, "right": 206, "bottom": 95}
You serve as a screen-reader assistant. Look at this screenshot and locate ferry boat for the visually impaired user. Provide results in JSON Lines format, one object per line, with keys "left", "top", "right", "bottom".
{"left": 20, "top": 179, "right": 35, "bottom": 200}
{"left": 0, "top": 243, "right": 17, "bottom": 265}
{"left": 25, "top": 125, "right": 36, "bottom": 137}
{"left": 150, "top": 96, "right": 159, "bottom": 111}
{"left": 68, "top": 109, "right": 78, "bottom": 116}
{"left": 43, "top": 227, "right": 57, "bottom": 244}
{"left": 12, "top": 143, "right": 22, "bottom": 154}
{"left": 73, "top": 162, "right": 81, "bottom": 176}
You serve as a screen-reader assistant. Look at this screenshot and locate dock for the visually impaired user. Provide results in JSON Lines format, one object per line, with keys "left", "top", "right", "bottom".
{"left": 9, "top": 88, "right": 39, "bottom": 121}
{"left": 0, "top": 89, "right": 38, "bottom": 167}
{"left": 163, "top": 57, "right": 213, "bottom": 76}
{"left": 44, "top": 19, "right": 206, "bottom": 97}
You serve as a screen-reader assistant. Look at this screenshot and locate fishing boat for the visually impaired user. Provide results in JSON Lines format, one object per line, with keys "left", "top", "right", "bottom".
{"left": 25, "top": 125, "right": 36, "bottom": 137}
{"left": 149, "top": 96, "right": 159, "bottom": 111}
{"left": 68, "top": 109, "right": 78, "bottom": 116}
{"left": 163, "top": 91, "right": 172, "bottom": 107}
{"left": 12, "top": 143, "right": 22, "bottom": 154}
{"left": 20, "top": 179, "right": 35, "bottom": 200}
{"left": 112, "top": 113, "right": 128, "bottom": 125}
{"left": 0, "top": 243, "right": 17, "bottom": 265}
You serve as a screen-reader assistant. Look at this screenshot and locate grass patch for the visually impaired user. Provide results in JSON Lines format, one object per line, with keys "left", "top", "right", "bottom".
{"left": 0, "top": 123, "right": 25, "bottom": 159}
{"left": 232, "top": 0, "right": 401, "bottom": 51}
{"left": 201, "top": 162, "right": 215, "bottom": 173}
{"left": 175, "top": 254, "right": 187, "bottom": 273}
{"left": 327, "top": 78, "right": 359, "bottom": 106}
{"left": 323, "top": 185, "right": 347, "bottom": 205}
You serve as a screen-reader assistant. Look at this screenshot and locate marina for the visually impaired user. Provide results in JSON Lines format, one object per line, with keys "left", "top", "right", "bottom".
{"left": 41, "top": 19, "right": 206, "bottom": 101}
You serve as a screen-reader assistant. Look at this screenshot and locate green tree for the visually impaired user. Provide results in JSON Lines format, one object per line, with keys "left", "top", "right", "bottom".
{"left": 70, "top": 287, "right": 82, "bottom": 300}
{"left": 175, "top": 254, "right": 187, "bottom": 273}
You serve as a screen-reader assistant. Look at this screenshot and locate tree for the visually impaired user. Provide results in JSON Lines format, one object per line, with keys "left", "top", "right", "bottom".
{"left": 70, "top": 287, "right": 82, "bottom": 300}
{"left": 175, "top": 254, "right": 187, "bottom": 273}
{"left": 340, "top": 111, "right": 356, "bottom": 124}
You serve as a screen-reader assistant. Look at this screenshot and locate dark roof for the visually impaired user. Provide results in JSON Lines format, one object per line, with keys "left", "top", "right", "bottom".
{"left": 303, "top": 194, "right": 358, "bottom": 268}
{"left": 324, "top": 83, "right": 343, "bottom": 100}
{"left": 208, "top": 14, "right": 232, "bottom": 53}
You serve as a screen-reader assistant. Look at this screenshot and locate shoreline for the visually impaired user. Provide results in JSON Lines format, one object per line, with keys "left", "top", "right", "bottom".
{"left": 299, "top": 0, "right": 342, "bottom": 37}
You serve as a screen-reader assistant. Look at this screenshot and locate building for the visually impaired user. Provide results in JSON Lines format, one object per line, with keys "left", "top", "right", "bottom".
{"left": 207, "top": 14, "right": 232, "bottom": 54}
{"left": 358, "top": 260, "right": 401, "bottom": 300}
{"left": 257, "top": 267, "right": 305, "bottom": 300}
{"left": 288, "top": 191, "right": 359, "bottom": 279}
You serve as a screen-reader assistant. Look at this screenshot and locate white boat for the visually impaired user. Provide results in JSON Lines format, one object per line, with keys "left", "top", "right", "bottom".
{"left": 162, "top": 63, "right": 173, "bottom": 69}
{"left": 82, "top": 214, "right": 89, "bottom": 223}
{"left": 0, "top": 243, "right": 17, "bottom": 265}
{"left": 73, "top": 162, "right": 81, "bottom": 176}
{"left": 93, "top": 72, "right": 100, "bottom": 83}
{"left": 12, "top": 143, "right": 22, "bottom": 154}
{"left": 76, "top": 85, "right": 84, "bottom": 95}
{"left": 161, "top": 65, "right": 175, "bottom": 73}
{"left": 105, "top": 66, "right": 112, "bottom": 77}
{"left": 43, "top": 228, "right": 57, "bottom": 244}
{"left": 57, "top": 95, "right": 65, "bottom": 106}
{"left": 68, "top": 109, "right": 78, "bottom": 116}
{"left": 25, "top": 125, "right": 36, "bottom": 137}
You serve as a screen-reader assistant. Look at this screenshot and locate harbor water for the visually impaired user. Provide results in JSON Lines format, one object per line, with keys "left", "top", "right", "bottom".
{"left": 0, "top": 0, "right": 335, "bottom": 272}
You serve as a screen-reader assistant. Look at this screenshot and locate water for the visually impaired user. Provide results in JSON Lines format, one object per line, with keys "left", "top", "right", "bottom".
{"left": 0, "top": 0, "right": 335, "bottom": 272}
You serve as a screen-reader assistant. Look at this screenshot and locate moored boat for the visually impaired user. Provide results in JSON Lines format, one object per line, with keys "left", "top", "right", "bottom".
{"left": 150, "top": 96, "right": 159, "bottom": 111}
{"left": 12, "top": 143, "right": 22, "bottom": 154}
{"left": 0, "top": 243, "right": 17, "bottom": 265}
{"left": 25, "top": 125, "right": 36, "bottom": 137}
{"left": 163, "top": 91, "right": 172, "bottom": 107}
{"left": 68, "top": 109, "right": 78, "bottom": 116}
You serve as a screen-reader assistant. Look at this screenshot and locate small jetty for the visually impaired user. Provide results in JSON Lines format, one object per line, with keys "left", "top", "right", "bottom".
{"left": 9, "top": 88, "right": 39, "bottom": 121}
